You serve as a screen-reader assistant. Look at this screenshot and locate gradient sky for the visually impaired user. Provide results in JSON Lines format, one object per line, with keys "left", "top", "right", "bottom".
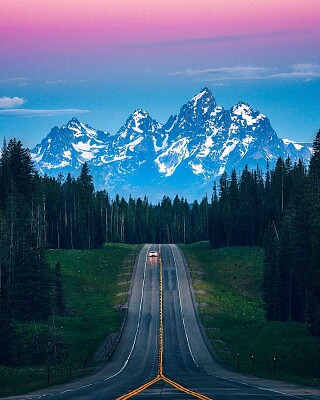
{"left": 1, "top": 0, "right": 319, "bottom": 148}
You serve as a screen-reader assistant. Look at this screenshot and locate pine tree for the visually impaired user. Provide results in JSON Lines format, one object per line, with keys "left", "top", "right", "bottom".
{"left": 227, "top": 170, "right": 240, "bottom": 245}
{"left": 77, "top": 162, "right": 95, "bottom": 248}
{"left": 309, "top": 129, "right": 320, "bottom": 196}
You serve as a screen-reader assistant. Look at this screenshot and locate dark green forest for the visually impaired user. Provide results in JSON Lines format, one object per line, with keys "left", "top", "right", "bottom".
{"left": 0, "top": 130, "right": 320, "bottom": 367}
{"left": 209, "top": 131, "right": 320, "bottom": 334}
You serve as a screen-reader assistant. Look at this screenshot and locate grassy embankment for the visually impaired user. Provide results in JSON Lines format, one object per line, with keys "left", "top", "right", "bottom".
{"left": 180, "top": 242, "right": 320, "bottom": 387}
{"left": 0, "top": 243, "right": 139, "bottom": 397}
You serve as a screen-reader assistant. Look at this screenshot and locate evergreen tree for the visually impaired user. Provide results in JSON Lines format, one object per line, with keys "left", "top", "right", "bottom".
{"left": 309, "top": 129, "right": 320, "bottom": 196}
{"left": 77, "top": 162, "right": 95, "bottom": 248}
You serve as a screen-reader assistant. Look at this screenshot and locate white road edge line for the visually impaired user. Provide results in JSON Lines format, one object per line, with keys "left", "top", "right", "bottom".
{"left": 170, "top": 245, "right": 200, "bottom": 369}
{"left": 170, "top": 244, "right": 306, "bottom": 400}
{"left": 22, "top": 245, "right": 152, "bottom": 400}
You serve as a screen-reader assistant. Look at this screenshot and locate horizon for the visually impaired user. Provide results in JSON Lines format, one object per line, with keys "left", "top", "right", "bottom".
{"left": 1, "top": 0, "right": 319, "bottom": 148}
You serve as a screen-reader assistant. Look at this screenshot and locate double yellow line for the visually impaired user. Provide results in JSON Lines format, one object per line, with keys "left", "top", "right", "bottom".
{"left": 117, "top": 245, "right": 212, "bottom": 400}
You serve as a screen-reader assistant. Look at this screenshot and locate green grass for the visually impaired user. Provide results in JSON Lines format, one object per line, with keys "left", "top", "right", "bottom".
{"left": 180, "top": 242, "right": 320, "bottom": 387}
{"left": 0, "top": 243, "right": 139, "bottom": 397}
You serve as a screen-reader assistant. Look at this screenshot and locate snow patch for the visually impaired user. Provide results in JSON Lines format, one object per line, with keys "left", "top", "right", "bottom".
{"left": 127, "top": 136, "right": 144, "bottom": 151}
{"left": 153, "top": 134, "right": 168, "bottom": 152}
{"left": 198, "top": 136, "right": 214, "bottom": 157}
{"left": 232, "top": 103, "right": 261, "bottom": 126}
{"left": 155, "top": 138, "right": 190, "bottom": 177}
{"left": 63, "top": 150, "right": 72, "bottom": 159}
{"left": 282, "top": 138, "right": 303, "bottom": 151}
{"left": 191, "top": 89, "right": 208, "bottom": 103}
{"left": 72, "top": 141, "right": 91, "bottom": 152}
{"left": 80, "top": 151, "right": 95, "bottom": 161}
{"left": 220, "top": 140, "right": 239, "bottom": 160}
{"left": 33, "top": 153, "right": 43, "bottom": 163}
{"left": 132, "top": 126, "right": 143, "bottom": 133}
{"left": 190, "top": 162, "right": 204, "bottom": 175}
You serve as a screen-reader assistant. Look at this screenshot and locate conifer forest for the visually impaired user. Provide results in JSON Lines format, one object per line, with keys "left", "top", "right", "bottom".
{"left": 0, "top": 130, "right": 320, "bottom": 367}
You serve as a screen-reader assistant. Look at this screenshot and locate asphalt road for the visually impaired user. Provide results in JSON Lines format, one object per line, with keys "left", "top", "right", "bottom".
{"left": 6, "top": 244, "right": 320, "bottom": 400}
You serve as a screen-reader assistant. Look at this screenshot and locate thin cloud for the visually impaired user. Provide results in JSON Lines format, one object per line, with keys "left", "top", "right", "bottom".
{"left": 0, "top": 77, "right": 27, "bottom": 84}
{"left": 45, "top": 80, "right": 66, "bottom": 85}
{"left": 130, "top": 29, "right": 311, "bottom": 49}
{"left": 0, "top": 96, "right": 26, "bottom": 109}
{"left": 268, "top": 64, "right": 320, "bottom": 80}
{"left": 169, "top": 66, "right": 274, "bottom": 82}
{"left": 169, "top": 64, "right": 320, "bottom": 82}
{"left": 0, "top": 109, "right": 91, "bottom": 117}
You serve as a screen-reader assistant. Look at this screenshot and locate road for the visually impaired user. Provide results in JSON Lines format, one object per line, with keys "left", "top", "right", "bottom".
{"left": 7, "top": 244, "right": 320, "bottom": 400}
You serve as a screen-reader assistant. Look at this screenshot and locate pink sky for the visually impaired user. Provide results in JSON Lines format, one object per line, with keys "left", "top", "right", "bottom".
{"left": 2, "top": 0, "right": 320, "bottom": 52}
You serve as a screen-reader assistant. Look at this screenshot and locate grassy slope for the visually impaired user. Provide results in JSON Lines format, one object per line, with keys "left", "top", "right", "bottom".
{"left": 0, "top": 243, "right": 139, "bottom": 397}
{"left": 180, "top": 242, "right": 320, "bottom": 387}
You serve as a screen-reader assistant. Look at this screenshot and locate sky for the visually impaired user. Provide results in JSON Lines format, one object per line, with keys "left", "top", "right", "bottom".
{"left": 0, "top": 0, "right": 319, "bottom": 148}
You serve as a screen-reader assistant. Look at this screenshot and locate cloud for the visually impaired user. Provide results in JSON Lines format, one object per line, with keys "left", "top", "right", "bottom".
{"left": 169, "top": 64, "right": 320, "bottom": 83}
{"left": 0, "top": 96, "right": 26, "bottom": 109}
{"left": 169, "top": 66, "right": 274, "bottom": 82}
{"left": 45, "top": 80, "right": 66, "bottom": 85}
{"left": 130, "top": 29, "right": 310, "bottom": 49}
{"left": 0, "top": 109, "right": 91, "bottom": 117}
{"left": 0, "top": 77, "right": 27, "bottom": 84}
{"left": 268, "top": 64, "right": 320, "bottom": 80}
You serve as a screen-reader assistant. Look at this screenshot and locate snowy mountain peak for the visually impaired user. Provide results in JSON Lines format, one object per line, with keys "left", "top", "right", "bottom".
{"left": 64, "top": 117, "right": 81, "bottom": 128}
{"left": 190, "top": 87, "right": 214, "bottom": 102}
{"left": 230, "top": 101, "right": 267, "bottom": 127}
{"left": 120, "top": 108, "right": 162, "bottom": 136}
{"left": 131, "top": 108, "right": 150, "bottom": 119}
{"left": 177, "top": 88, "right": 217, "bottom": 129}
{"left": 125, "top": 109, "right": 152, "bottom": 127}
{"left": 187, "top": 87, "right": 217, "bottom": 110}
{"left": 232, "top": 101, "right": 254, "bottom": 115}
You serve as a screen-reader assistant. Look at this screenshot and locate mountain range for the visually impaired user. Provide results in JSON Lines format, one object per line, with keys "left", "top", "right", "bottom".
{"left": 30, "top": 88, "right": 312, "bottom": 202}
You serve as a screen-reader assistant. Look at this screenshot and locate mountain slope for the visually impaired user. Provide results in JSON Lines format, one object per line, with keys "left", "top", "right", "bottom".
{"left": 31, "top": 117, "right": 111, "bottom": 174}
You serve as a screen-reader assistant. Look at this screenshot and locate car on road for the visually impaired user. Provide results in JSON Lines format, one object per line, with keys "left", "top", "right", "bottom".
{"left": 148, "top": 250, "right": 158, "bottom": 257}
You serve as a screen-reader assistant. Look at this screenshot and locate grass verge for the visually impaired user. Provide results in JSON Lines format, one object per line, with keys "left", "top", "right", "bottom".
{"left": 0, "top": 243, "right": 140, "bottom": 397}
{"left": 180, "top": 242, "right": 320, "bottom": 387}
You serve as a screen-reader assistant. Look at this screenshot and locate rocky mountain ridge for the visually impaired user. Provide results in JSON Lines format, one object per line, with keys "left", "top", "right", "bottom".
{"left": 30, "top": 88, "right": 312, "bottom": 201}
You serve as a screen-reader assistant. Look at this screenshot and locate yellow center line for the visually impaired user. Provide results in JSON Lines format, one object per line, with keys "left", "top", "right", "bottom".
{"left": 162, "top": 375, "right": 212, "bottom": 400}
{"left": 159, "top": 245, "right": 164, "bottom": 377}
{"left": 116, "top": 375, "right": 161, "bottom": 400}
{"left": 116, "top": 244, "right": 212, "bottom": 400}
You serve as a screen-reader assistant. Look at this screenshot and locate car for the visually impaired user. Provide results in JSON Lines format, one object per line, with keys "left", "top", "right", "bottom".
{"left": 148, "top": 250, "right": 158, "bottom": 257}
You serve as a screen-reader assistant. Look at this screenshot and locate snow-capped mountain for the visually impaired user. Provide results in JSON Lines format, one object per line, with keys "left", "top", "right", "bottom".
{"left": 32, "top": 117, "right": 111, "bottom": 175}
{"left": 30, "top": 88, "right": 312, "bottom": 201}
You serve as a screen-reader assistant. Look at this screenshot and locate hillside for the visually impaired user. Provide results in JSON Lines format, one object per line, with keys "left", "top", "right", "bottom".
{"left": 0, "top": 244, "right": 139, "bottom": 397}
{"left": 181, "top": 242, "right": 320, "bottom": 387}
